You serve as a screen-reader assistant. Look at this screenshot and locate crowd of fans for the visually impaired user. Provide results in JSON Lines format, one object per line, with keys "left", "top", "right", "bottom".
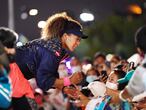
{"left": 0, "top": 12, "right": 146, "bottom": 110}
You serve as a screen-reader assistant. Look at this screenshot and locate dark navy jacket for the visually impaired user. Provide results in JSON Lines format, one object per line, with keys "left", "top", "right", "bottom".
{"left": 14, "top": 38, "right": 68, "bottom": 91}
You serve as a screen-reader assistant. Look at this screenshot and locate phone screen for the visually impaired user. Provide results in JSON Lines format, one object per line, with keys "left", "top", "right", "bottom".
{"left": 101, "top": 71, "right": 107, "bottom": 77}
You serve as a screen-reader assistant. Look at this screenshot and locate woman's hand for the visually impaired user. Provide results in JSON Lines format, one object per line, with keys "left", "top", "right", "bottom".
{"left": 54, "top": 72, "right": 83, "bottom": 90}
{"left": 63, "top": 85, "right": 79, "bottom": 99}
{"left": 70, "top": 72, "right": 83, "bottom": 84}
{"left": 63, "top": 86, "right": 90, "bottom": 106}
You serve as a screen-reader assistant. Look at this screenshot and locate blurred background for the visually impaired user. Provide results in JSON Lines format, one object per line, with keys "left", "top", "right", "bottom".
{"left": 0, "top": 0, "right": 146, "bottom": 59}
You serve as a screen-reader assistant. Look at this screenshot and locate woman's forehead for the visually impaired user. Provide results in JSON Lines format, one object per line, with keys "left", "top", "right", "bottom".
{"left": 109, "top": 71, "right": 116, "bottom": 77}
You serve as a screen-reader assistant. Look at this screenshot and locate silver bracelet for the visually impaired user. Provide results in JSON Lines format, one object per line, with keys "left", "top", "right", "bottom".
{"left": 119, "top": 90, "right": 127, "bottom": 102}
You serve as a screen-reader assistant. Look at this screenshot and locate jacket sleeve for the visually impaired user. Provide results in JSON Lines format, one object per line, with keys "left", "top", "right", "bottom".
{"left": 126, "top": 66, "right": 146, "bottom": 96}
{"left": 0, "top": 69, "right": 11, "bottom": 109}
{"left": 36, "top": 50, "right": 59, "bottom": 91}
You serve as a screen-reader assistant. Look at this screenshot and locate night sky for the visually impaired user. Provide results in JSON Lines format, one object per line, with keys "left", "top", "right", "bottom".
{"left": 0, "top": 0, "right": 142, "bottom": 40}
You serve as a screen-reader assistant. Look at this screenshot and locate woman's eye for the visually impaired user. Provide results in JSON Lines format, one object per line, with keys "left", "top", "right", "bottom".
{"left": 110, "top": 79, "right": 114, "bottom": 81}
{"left": 76, "top": 38, "right": 81, "bottom": 42}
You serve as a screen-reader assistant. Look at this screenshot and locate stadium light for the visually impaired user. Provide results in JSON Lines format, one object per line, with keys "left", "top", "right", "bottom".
{"left": 38, "top": 21, "right": 46, "bottom": 28}
{"left": 80, "top": 12, "right": 94, "bottom": 22}
{"left": 29, "top": 9, "right": 38, "bottom": 16}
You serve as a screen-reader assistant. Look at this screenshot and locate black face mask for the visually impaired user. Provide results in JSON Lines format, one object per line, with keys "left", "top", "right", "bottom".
{"left": 7, "top": 54, "right": 15, "bottom": 63}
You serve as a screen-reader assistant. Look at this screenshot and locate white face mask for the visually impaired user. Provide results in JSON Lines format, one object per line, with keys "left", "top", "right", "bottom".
{"left": 86, "top": 75, "right": 98, "bottom": 83}
{"left": 87, "top": 81, "right": 106, "bottom": 97}
{"left": 71, "top": 66, "right": 81, "bottom": 73}
{"left": 106, "top": 81, "right": 118, "bottom": 90}
{"left": 58, "top": 70, "right": 68, "bottom": 78}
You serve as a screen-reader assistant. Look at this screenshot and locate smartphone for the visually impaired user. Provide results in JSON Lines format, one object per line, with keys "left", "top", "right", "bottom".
{"left": 101, "top": 70, "right": 108, "bottom": 77}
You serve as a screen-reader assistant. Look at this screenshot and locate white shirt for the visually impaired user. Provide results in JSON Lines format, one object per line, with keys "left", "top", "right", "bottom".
{"left": 126, "top": 55, "right": 146, "bottom": 97}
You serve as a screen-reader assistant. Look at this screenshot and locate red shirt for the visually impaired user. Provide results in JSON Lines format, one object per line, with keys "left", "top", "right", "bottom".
{"left": 9, "top": 63, "right": 34, "bottom": 99}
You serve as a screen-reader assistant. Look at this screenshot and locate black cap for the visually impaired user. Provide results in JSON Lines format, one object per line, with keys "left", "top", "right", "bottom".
{"left": 64, "top": 28, "right": 88, "bottom": 39}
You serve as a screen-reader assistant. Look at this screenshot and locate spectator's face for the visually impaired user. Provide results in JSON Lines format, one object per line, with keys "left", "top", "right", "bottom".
{"left": 58, "top": 64, "right": 67, "bottom": 71}
{"left": 107, "top": 71, "right": 118, "bottom": 84}
{"left": 106, "top": 71, "right": 118, "bottom": 90}
{"left": 87, "top": 69, "right": 97, "bottom": 76}
{"left": 86, "top": 69, "right": 98, "bottom": 83}
{"left": 94, "top": 64, "right": 104, "bottom": 74}
{"left": 63, "top": 33, "right": 81, "bottom": 51}
{"left": 58, "top": 64, "right": 68, "bottom": 78}
{"left": 110, "top": 58, "right": 120, "bottom": 70}
{"left": 70, "top": 58, "right": 80, "bottom": 67}
{"left": 93, "top": 57, "right": 105, "bottom": 66}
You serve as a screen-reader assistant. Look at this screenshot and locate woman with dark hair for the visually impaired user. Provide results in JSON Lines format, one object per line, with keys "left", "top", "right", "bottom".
{"left": 15, "top": 12, "right": 87, "bottom": 91}
{"left": 106, "top": 69, "right": 127, "bottom": 91}
{"left": 0, "top": 27, "right": 37, "bottom": 110}
{"left": 0, "top": 41, "right": 11, "bottom": 109}
{"left": 71, "top": 69, "right": 127, "bottom": 110}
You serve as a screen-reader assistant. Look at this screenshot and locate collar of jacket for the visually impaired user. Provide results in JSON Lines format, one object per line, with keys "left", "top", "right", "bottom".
{"left": 26, "top": 37, "right": 68, "bottom": 60}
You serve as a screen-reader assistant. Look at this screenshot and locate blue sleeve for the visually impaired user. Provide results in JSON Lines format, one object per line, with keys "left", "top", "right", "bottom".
{"left": 0, "top": 75, "right": 11, "bottom": 108}
{"left": 36, "top": 50, "right": 59, "bottom": 91}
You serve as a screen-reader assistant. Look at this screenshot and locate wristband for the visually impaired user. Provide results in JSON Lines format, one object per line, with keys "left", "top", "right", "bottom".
{"left": 63, "top": 77, "right": 71, "bottom": 86}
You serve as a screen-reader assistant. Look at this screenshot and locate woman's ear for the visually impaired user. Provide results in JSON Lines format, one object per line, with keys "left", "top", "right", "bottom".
{"left": 61, "top": 33, "right": 69, "bottom": 48}
{"left": 61, "top": 33, "right": 68, "bottom": 41}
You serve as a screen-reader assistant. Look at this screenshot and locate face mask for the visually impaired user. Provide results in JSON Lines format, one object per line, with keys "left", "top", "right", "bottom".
{"left": 58, "top": 70, "right": 68, "bottom": 78}
{"left": 87, "top": 81, "right": 106, "bottom": 97}
{"left": 71, "top": 66, "right": 81, "bottom": 73}
{"left": 106, "top": 81, "right": 118, "bottom": 90}
{"left": 86, "top": 75, "right": 98, "bottom": 83}
{"left": 7, "top": 54, "right": 15, "bottom": 63}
